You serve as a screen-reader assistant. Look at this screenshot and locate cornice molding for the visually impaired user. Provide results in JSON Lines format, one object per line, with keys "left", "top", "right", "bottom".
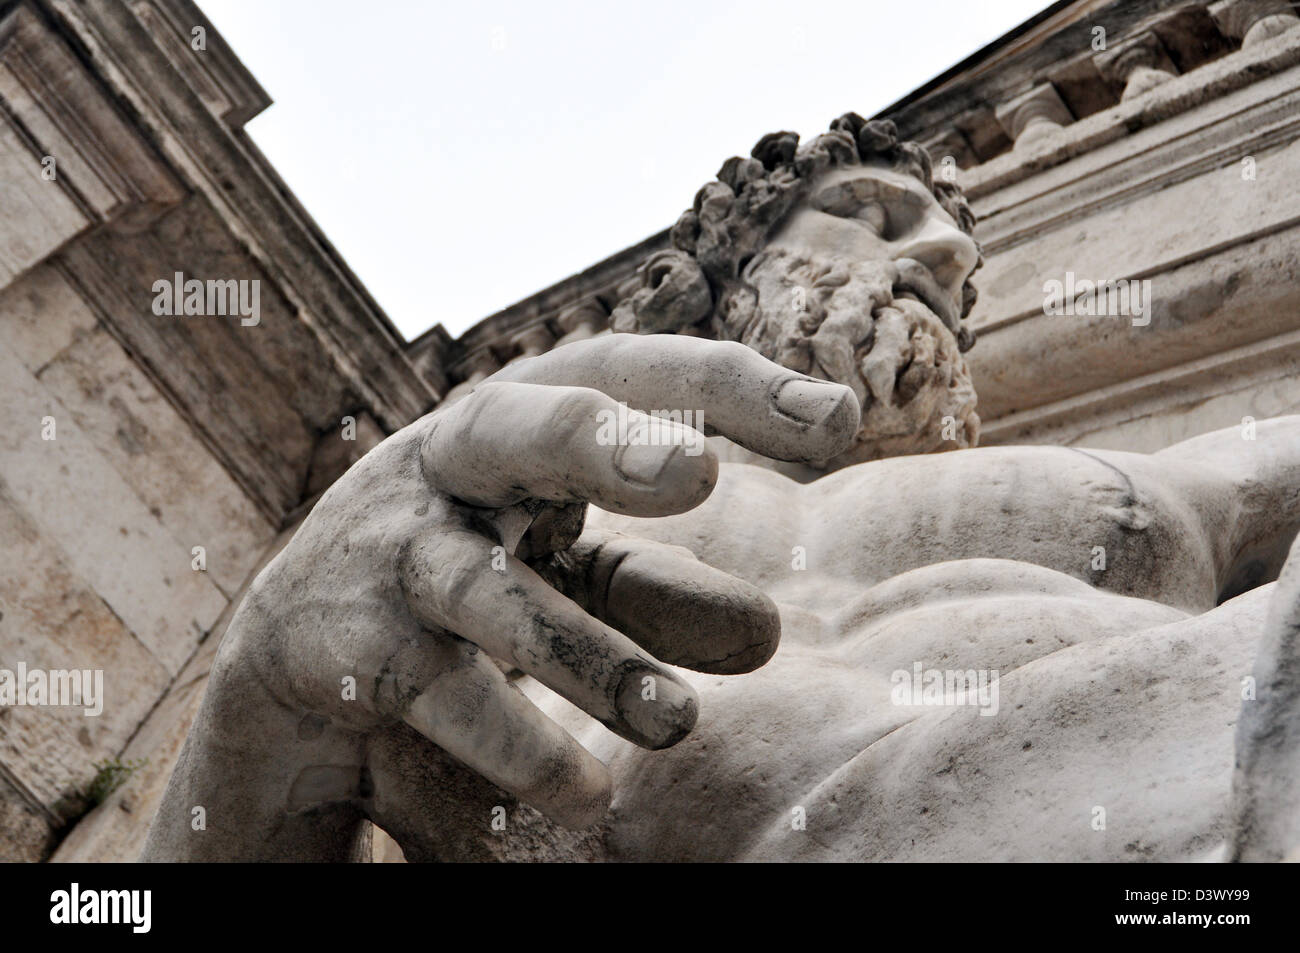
{"left": 43, "top": 0, "right": 435, "bottom": 430}
{"left": 410, "top": 229, "right": 668, "bottom": 386}
{"left": 0, "top": 2, "right": 184, "bottom": 253}
{"left": 980, "top": 326, "right": 1300, "bottom": 446}
{"left": 960, "top": 22, "right": 1300, "bottom": 201}
{"left": 126, "top": 0, "right": 270, "bottom": 129}
{"left": 971, "top": 49, "right": 1300, "bottom": 259}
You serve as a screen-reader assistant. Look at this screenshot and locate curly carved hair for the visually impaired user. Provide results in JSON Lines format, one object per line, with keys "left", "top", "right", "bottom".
{"left": 611, "top": 113, "right": 980, "bottom": 352}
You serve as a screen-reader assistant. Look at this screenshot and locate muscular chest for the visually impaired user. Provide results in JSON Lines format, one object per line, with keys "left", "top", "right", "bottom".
{"left": 605, "top": 448, "right": 1219, "bottom": 614}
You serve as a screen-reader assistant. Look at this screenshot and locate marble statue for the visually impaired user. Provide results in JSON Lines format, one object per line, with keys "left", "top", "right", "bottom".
{"left": 141, "top": 116, "right": 1300, "bottom": 862}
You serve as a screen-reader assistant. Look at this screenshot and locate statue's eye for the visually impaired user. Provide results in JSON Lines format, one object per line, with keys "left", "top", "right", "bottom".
{"left": 854, "top": 201, "right": 888, "bottom": 235}
{"left": 811, "top": 182, "right": 891, "bottom": 237}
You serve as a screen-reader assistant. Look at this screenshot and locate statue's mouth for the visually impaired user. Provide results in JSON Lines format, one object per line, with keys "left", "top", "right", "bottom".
{"left": 893, "top": 258, "right": 959, "bottom": 334}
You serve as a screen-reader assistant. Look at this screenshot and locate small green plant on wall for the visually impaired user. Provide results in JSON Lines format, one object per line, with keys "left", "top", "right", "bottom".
{"left": 54, "top": 757, "right": 149, "bottom": 818}
{"left": 84, "top": 757, "right": 147, "bottom": 806}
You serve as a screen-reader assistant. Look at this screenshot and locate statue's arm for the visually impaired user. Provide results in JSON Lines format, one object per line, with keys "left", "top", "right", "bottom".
{"left": 1166, "top": 415, "right": 1300, "bottom": 859}
{"left": 1153, "top": 414, "right": 1300, "bottom": 597}
{"left": 1228, "top": 529, "right": 1300, "bottom": 860}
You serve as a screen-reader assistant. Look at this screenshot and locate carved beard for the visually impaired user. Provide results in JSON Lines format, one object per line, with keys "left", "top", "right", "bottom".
{"left": 726, "top": 247, "right": 980, "bottom": 466}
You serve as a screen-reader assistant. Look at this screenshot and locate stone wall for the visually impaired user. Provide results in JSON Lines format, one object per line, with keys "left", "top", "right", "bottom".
{"left": 0, "top": 261, "right": 272, "bottom": 860}
{"left": 0, "top": 0, "right": 431, "bottom": 860}
{"left": 950, "top": 0, "right": 1300, "bottom": 451}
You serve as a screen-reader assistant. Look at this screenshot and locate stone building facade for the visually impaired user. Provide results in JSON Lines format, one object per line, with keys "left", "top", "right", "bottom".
{"left": 0, "top": 0, "right": 432, "bottom": 860}
{"left": 0, "top": 0, "right": 1297, "bottom": 860}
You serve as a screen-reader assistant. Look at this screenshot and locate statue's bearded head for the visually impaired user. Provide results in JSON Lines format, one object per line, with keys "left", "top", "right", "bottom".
{"left": 610, "top": 113, "right": 982, "bottom": 468}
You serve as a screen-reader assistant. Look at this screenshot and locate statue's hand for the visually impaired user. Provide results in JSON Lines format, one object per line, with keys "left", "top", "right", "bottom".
{"left": 148, "top": 335, "right": 857, "bottom": 858}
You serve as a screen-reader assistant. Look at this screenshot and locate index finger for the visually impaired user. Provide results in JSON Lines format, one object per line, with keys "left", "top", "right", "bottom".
{"left": 490, "top": 335, "right": 860, "bottom": 464}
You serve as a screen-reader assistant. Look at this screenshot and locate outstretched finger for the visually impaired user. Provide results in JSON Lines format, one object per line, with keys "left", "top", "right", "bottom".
{"left": 394, "top": 639, "right": 611, "bottom": 830}
{"left": 537, "top": 529, "right": 782, "bottom": 675}
{"left": 399, "top": 527, "right": 698, "bottom": 750}
{"left": 491, "top": 334, "right": 860, "bottom": 463}
{"left": 421, "top": 380, "right": 717, "bottom": 517}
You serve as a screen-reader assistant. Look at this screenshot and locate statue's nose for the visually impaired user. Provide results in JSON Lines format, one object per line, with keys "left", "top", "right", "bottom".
{"left": 894, "top": 217, "right": 979, "bottom": 300}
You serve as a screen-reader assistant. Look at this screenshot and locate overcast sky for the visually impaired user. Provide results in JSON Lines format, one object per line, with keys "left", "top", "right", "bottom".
{"left": 203, "top": 0, "right": 1050, "bottom": 341}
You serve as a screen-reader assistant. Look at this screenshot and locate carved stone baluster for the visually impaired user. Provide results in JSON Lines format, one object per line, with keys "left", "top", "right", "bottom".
{"left": 554, "top": 299, "right": 608, "bottom": 347}
{"left": 921, "top": 128, "right": 976, "bottom": 180}
{"left": 995, "top": 83, "right": 1073, "bottom": 150}
{"left": 1210, "top": 0, "right": 1300, "bottom": 48}
{"left": 1093, "top": 31, "right": 1179, "bottom": 101}
{"left": 440, "top": 347, "right": 502, "bottom": 405}
{"left": 507, "top": 323, "right": 555, "bottom": 363}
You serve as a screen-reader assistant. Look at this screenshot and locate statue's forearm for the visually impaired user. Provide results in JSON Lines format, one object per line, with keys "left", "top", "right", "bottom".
{"left": 140, "top": 642, "right": 366, "bottom": 862}
{"left": 1229, "top": 531, "right": 1300, "bottom": 861}
{"left": 1156, "top": 415, "right": 1300, "bottom": 588}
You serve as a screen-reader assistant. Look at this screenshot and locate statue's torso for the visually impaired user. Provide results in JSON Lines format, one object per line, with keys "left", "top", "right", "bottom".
{"left": 515, "top": 448, "right": 1262, "bottom": 861}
